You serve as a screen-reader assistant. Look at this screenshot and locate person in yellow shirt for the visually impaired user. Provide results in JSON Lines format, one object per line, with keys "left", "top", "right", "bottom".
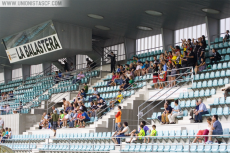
{"left": 109, "top": 91, "right": 123, "bottom": 109}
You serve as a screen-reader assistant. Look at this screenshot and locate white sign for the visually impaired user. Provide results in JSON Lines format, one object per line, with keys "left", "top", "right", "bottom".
{"left": 148, "top": 88, "right": 188, "bottom": 100}
{"left": 0, "top": 0, "right": 68, "bottom": 7}
{"left": 6, "top": 34, "right": 62, "bottom": 63}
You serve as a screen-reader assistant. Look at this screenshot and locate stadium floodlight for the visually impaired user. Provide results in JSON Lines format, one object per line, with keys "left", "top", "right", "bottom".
{"left": 137, "top": 26, "right": 152, "bottom": 31}
{"left": 145, "top": 10, "right": 162, "bottom": 16}
{"left": 88, "top": 14, "right": 104, "bottom": 19}
{"left": 95, "top": 25, "right": 110, "bottom": 30}
{"left": 202, "top": 8, "right": 220, "bottom": 14}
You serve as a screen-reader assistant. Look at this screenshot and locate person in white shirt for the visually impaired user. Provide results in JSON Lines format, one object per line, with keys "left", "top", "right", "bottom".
{"left": 62, "top": 111, "right": 71, "bottom": 128}
{"left": 135, "top": 62, "right": 142, "bottom": 76}
{"left": 223, "top": 30, "right": 229, "bottom": 43}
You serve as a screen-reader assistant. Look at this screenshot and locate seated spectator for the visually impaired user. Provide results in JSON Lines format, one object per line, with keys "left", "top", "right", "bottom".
{"left": 88, "top": 102, "right": 98, "bottom": 117}
{"left": 58, "top": 70, "right": 62, "bottom": 79}
{"left": 125, "top": 64, "right": 130, "bottom": 71}
{"left": 168, "top": 100, "right": 182, "bottom": 124}
{"left": 109, "top": 72, "right": 120, "bottom": 86}
{"left": 78, "top": 109, "right": 90, "bottom": 128}
{"left": 72, "top": 71, "right": 85, "bottom": 84}
{"left": 193, "top": 117, "right": 212, "bottom": 143}
{"left": 5, "top": 105, "right": 10, "bottom": 114}
{"left": 134, "top": 62, "right": 142, "bottom": 76}
{"left": 54, "top": 71, "right": 60, "bottom": 84}
{"left": 207, "top": 115, "right": 223, "bottom": 144}
{"left": 194, "top": 99, "right": 209, "bottom": 123}
{"left": 144, "top": 125, "right": 157, "bottom": 143}
{"left": 210, "top": 48, "right": 221, "bottom": 65}
{"left": 152, "top": 63, "right": 159, "bottom": 89}
{"left": 78, "top": 102, "right": 87, "bottom": 112}
{"left": 186, "top": 48, "right": 195, "bottom": 68}
{"left": 58, "top": 111, "right": 64, "bottom": 128}
{"left": 126, "top": 125, "right": 145, "bottom": 143}
{"left": 40, "top": 112, "right": 49, "bottom": 129}
{"left": 96, "top": 94, "right": 104, "bottom": 103}
{"left": 222, "top": 86, "right": 230, "bottom": 100}
{"left": 8, "top": 91, "right": 14, "bottom": 99}
{"left": 189, "top": 100, "right": 199, "bottom": 120}
{"left": 109, "top": 91, "right": 123, "bottom": 109}
{"left": 116, "top": 64, "right": 121, "bottom": 73}
{"left": 65, "top": 103, "right": 71, "bottom": 113}
{"left": 158, "top": 102, "right": 172, "bottom": 125}
{"left": 120, "top": 65, "right": 125, "bottom": 73}
{"left": 141, "top": 61, "right": 149, "bottom": 75}
{"left": 52, "top": 106, "right": 60, "bottom": 115}
{"left": 97, "top": 99, "right": 107, "bottom": 118}
{"left": 69, "top": 110, "right": 78, "bottom": 128}
{"left": 62, "top": 111, "right": 71, "bottom": 128}
{"left": 88, "top": 87, "right": 98, "bottom": 102}
{"left": 119, "top": 75, "right": 129, "bottom": 91}
{"left": 69, "top": 62, "right": 75, "bottom": 71}
{"left": 16, "top": 102, "right": 23, "bottom": 113}
{"left": 194, "top": 57, "right": 206, "bottom": 74}
{"left": 112, "top": 122, "right": 130, "bottom": 145}
{"left": 83, "top": 83, "right": 88, "bottom": 93}
{"left": 107, "top": 72, "right": 116, "bottom": 87}
{"left": 131, "top": 56, "right": 137, "bottom": 64}
{"left": 80, "top": 89, "right": 86, "bottom": 98}
{"left": 86, "top": 58, "right": 93, "bottom": 69}
{"left": 223, "top": 30, "right": 229, "bottom": 43}
{"left": 76, "top": 110, "right": 83, "bottom": 127}
{"left": 114, "top": 73, "right": 123, "bottom": 86}
{"left": 112, "top": 123, "right": 123, "bottom": 143}
{"left": 63, "top": 70, "right": 71, "bottom": 80}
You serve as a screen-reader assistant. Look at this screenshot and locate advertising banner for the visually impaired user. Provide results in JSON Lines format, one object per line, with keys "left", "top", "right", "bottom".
{"left": 5, "top": 34, "right": 62, "bottom": 63}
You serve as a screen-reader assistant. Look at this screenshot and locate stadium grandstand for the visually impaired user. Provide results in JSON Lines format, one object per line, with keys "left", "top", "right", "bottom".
{"left": 0, "top": 0, "right": 230, "bottom": 152}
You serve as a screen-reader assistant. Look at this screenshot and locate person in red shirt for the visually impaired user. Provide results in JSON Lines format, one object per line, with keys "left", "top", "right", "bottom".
{"left": 115, "top": 106, "right": 122, "bottom": 131}
{"left": 76, "top": 110, "right": 83, "bottom": 127}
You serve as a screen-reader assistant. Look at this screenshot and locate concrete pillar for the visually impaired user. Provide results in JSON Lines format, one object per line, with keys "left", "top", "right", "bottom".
{"left": 22, "top": 64, "right": 30, "bottom": 80}
{"left": 161, "top": 28, "right": 174, "bottom": 51}
{"left": 124, "top": 38, "right": 136, "bottom": 60}
{"left": 205, "top": 16, "right": 220, "bottom": 46}
{"left": 42, "top": 62, "right": 52, "bottom": 75}
{"left": 4, "top": 68, "right": 12, "bottom": 83}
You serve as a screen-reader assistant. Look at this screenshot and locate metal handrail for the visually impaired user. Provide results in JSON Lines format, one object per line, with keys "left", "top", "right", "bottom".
{"left": 138, "top": 67, "right": 193, "bottom": 123}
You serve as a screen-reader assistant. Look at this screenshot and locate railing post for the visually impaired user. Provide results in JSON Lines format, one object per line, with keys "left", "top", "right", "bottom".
{"left": 68, "top": 137, "right": 70, "bottom": 153}
{"left": 188, "top": 135, "right": 190, "bottom": 153}
{"left": 29, "top": 139, "right": 30, "bottom": 153}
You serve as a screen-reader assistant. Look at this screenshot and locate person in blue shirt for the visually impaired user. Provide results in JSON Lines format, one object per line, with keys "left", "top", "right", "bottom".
{"left": 79, "top": 109, "right": 90, "bottom": 128}
{"left": 162, "top": 60, "right": 167, "bottom": 71}
{"left": 142, "top": 61, "right": 150, "bottom": 75}
{"left": 116, "top": 64, "right": 121, "bottom": 73}
{"left": 158, "top": 102, "right": 172, "bottom": 124}
{"left": 194, "top": 99, "right": 209, "bottom": 123}
{"left": 80, "top": 89, "right": 86, "bottom": 98}
{"left": 58, "top": 70, "right": 62, "bottom": 78}
{"left": 207, "top": 115, "right": 223, "bottom": 144}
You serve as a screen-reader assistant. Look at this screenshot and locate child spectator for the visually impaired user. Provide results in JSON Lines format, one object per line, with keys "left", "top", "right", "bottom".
{"left": 144, "top": 125, "right": 157, "bottom": 143}
{"left": 109, "top": 91, "right": 123, "bottom": 109}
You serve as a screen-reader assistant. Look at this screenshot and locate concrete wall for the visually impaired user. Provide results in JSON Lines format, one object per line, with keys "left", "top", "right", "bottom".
{"left": 3, "top": 68, "right": 12, "bottom": 83}
{"left": 22, "top": 64, "right": 30, "bottom": 80}
{"left": 161, "top": 28, "right": 174, "bottom": 50}
{"left": 0, "top": 114, "right": 41, "bottom": 135}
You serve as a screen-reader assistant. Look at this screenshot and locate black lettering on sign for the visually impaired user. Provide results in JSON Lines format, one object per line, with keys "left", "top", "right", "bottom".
{"left": 23, "top": 46, "right": 30, "bottom": 57}
{"left": 37, "top": 41, "right": 44, "bottom": 53}
{"left": 45, "top": 38, "right": 51, "bottom": 51}
{"left": 19, "top": 47, "right": 26, "bottom": 59}
{"left": 48, "top": 37, "right": 55, "bottom": 50}
{"left": 53, "top": 36, "right": 61, "bottom": 49}
{"left": 15, "top": 48, "right": 22, "bottom": 59}
{"left": 34, "top": 43, "right": 40, "bottom": 55}
{"left": 40, "top": 40, "right": 47, "bottom": 52}
{"left": 27, "top": 44, "right": 35, "bottom": 56}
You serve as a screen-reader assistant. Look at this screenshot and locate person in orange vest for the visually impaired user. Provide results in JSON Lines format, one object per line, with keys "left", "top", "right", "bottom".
{"left": 115, "top": 106, "right": 122, "bottom": 131}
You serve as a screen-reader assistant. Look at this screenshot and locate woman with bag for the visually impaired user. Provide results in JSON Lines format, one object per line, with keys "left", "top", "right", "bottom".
{"left": 168, "top": 100, "right": 183, "bottom": 124}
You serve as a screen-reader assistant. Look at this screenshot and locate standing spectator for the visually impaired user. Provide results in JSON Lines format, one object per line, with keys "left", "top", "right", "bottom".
{"left": 181, "top": 51, "right": 188, "bottom": 73}
{"left": 112, "top": 122, "right": 130, "bottom": 145}
{"left": 197, "top": 42, "right": 205, "bottom": 64}
{"left": 222, "top": 86, "right": 230, "bottom": 100}
{"left": 86, "top": 58, "right": 93, "bottom": 69}
{"left": 158, "top": 103, "right": 172, "bottom": 124}
{"left": 194, "top": 99, "right": 209, "bottom": 123}
{"left": 114, "top": 106, "right": 122, "bottom": 131}
{"left": 152, "top": 63, "right": 159, "bottom": 89}
{"left": 186, "top": 49, "right": 196, "bottom": 68}
{"left": 134, "top": 62, "right": 142, "bottom": 76}
{"left": 109, "top": 91, "right": 123, "bottom": 109}
{"left": 223, "top": 30, "right": 229, "bottom": 43}
{"left": 0, "top": 118, "right": 4, "bottom": 130}
{"left": 51, "top": 110, "right": 59, "bottom": 136}
{"left": 168, "top": 100, "right": 182, "bottom": 124}
{"left": 64, "top": 60, "right": 69, "bottom": 71}
{"left": 153, "top": 56, "right": 159, "bottom": 65}
{"left": 69, "top": 62, "right": 75, "bottom": 71}
{"left": 88, "top": 87, "right": 98, "bottom": 102}
{"left": 210, "top": 49, "right": 221, "bottom": 65}
{"left": 72, "top": 71, "right": 85, "bottom": 84}
{"left": 170, "top": 62, "right": 177, "bottom": 87}
{"left": 108, "top": 52, "right": 116, "bottom": 72}
{"left": 207, "top": 115, "right": 223, "bottom": 144}
{"left": 83, "top": 83, "right": 88, "bottom": 93}
{"left": 189, "top": 100, "right": 199, "bottom": 120}
{"left": 201, "top": 35, "right": 207, "bottom": 48}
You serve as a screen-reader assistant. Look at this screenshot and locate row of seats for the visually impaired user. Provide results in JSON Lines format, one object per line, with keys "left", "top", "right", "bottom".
{"left": 7, "top": 79, "right": 23, "bottom": 85}
{"left": 217, "top": 48, "right": 230, "bottom": 55}
{"left": 179, "top": 89, "right": 216, "bottom": 99}
{"left": 3, "top": 143, "right": 36, "bottom": 150}
{"left": 26, "top": 74, "right": 44, "bottom": 80}
{"left": 191, "top": 78, "right": 229, "bottom": 89}
{"left": 122, "top": 143, "right": 230, "bottom": 152}
{"left": 11, "top": 134, "right": 50, "bottom": 141}
{"left": 194, "top": 70, "right": 230, "bottom": 81}
{"left": 39, "top": 143, "right": 114, "bottom": 151}
{"left": 210, "top": 43, "right": 230, "bottom": 49}
{"left": 148, "top": 110, "right": 188, "bottom": 120}
{"left": 210, "top": 97, "right": 230, "bottom": 106}
{"left": 210, "top": 107, "right": 230, "bottom": 116}
{"left": 211, "top": 37, "right": 225, "bottom": 44}
{"left": 48, "top": 85, "right": 78, "bottom": 95}
{"left": 0, "top": 82, "right": 22, "bottom": 90}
